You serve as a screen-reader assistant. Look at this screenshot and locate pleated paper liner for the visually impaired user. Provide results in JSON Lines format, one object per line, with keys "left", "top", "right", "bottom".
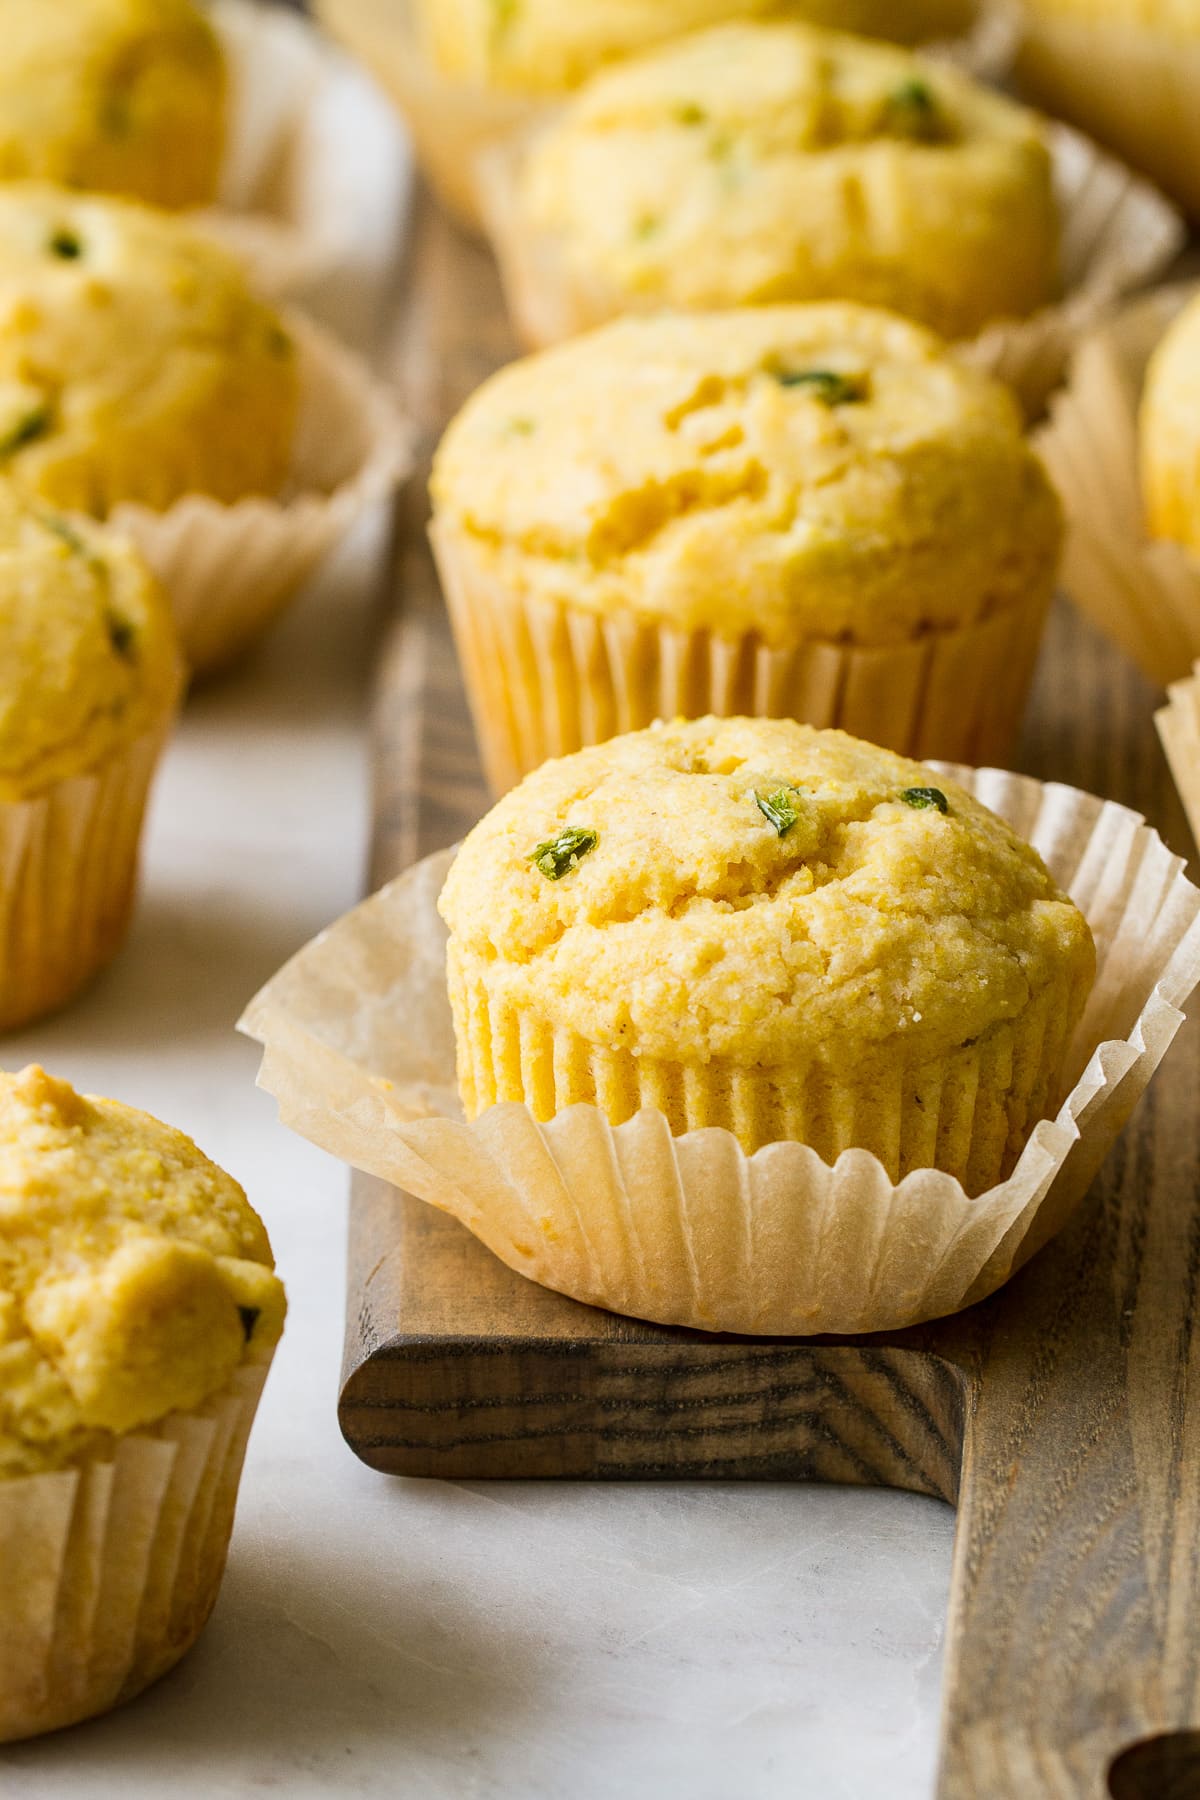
{"left": 478, "top": 119, "right": 1185, "bottom": 417}
{"left": 1036, "top": 284, "right": 1200, "bottom": 691}
{"left": 1157, "top": 665, "right": 1200, "bottom": 851}
{"left": 1017, "top": 8, "right": 1200, "bottom": 222}
{"left": 240, "top": 767, "right": 1200, "bottom": 1337}
{"left": 0, "top": 1361, "right": 269, "bottom": 1744}
{"left": 0, "top": 716, "right": 177, "bottom": 1035}
{"left": 312, "top": 0, "right": 1021, "bottom": 236}
{"left": 100, "top": 311, "right": 412, "bottom": 680}
{"left": 433, "top": 518, "right": 1051, "bottom": 794}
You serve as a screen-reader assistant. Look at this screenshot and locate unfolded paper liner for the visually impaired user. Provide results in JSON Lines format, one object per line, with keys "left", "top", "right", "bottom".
{"left": 1036, "top": 284, "right": 1200, "bottom": 691}
{"left": 478, "top": 119, "right": 1185, "bottom": 418}
{"left": 1156, "top": 664, "right": 1200, "bottom": 851}
{"left": 0, "top": 1361, "right": 268, "bottom": 1744}
{"left": 1017, "top": 8, "right": 1200, "bottom": 222}
{"left": 101, "top": 311, "right": 413, "bottom": 679}
{"left": 239, "top": 767, "right": 1200, "bottom": 1336}
{"left": 0, "top": 718, "right": 175, "bottom": 1034}
{"left": 433, "top": 518, "right": 1050, "bottom": 794}
{"left": 313, "top": 0, "right": 1020, "bottom": 236}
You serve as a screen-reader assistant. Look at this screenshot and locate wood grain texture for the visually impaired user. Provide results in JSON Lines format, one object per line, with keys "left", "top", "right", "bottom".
{"left": 345, "top": 183, "right": 1200, "bottom": 1797}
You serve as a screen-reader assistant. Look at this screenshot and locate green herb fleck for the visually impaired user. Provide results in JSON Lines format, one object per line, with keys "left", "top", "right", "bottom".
{"left": 40, "top": 512, "right": 86, "bottom": 555}
{"left": 505, "top": 415, "right": 536, "bottom": 437}
{"left": 266, "top": 324, "right": 292, "bottom": 358}
{"left": 900, "top": 786, "right": 949, "bottom": 814}
{"left": 48, "top": 229, "right": 82, "bottom": 261}
{"left": 883, "top": 78, "right": 947, "bottom": 143}
{"left": 490, "top": 0, "right": 519, "bottom": 47}
{"left": 106, "top": 614, "right": 135, "bottom": 660}
{"left": 775, "top": 368, "right": 869, "bottom": 406}
{"left": 238, "top": 1305, "right": 261, "bottom": 1344}
{"left": 0, "top": 406, "right": 50, "bottom": 457}
{"left": 673, "top": 102, "right": 708, "bottom": 126}
{"left": 529, "top": 826, "right": 598, "bottom": 881}
{"left": 633, "top": 213, "right": 662, "bottom": 241}
{"left": 755, "top": 786, "right": 803, "bottom": 837}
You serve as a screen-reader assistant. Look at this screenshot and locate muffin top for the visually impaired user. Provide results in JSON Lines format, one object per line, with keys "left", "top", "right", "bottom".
{"left": 439, "top": 717, "right": 1095, "bottom": 1071}
{"left": 0, "top": 184, "right": 297, "bottom": 517}
{"left": 1139, "top": 292, "right": 1200, "bottom": 547}
{"left": 420, "top": 0, "right": 975, "bottom": 93}
{"left": 0, "top": 488, "right": 179, "bottom": 800}
{"left": 0, "top": 0, "right": 226, "bottom": 210}
{"left": 1024, "top": 0, "right": 1200, "bottom": 29}
{"left": 0, "top": 1066, "right": 286, "bottom": 1478}
{"left": 513, "top": 23, "right": 1058, "bottom": 338}
{"left": 432, "top": 304, "right": 1062, "bottom": 646}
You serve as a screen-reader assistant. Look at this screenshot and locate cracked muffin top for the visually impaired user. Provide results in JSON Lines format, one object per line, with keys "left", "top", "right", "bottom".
{"left": 0, "top": 0, "right": 225, "bottom": 209}
{"left": 510, "top": 23, "right": 1058, "bottom": 340}
{"left": 0, "top": 184, "right": 297, "bottom": 517}
{"left": 0, "top": 486, "right": 179, "bottom": 800}
{"left": 431, "top": 303, "right": 1062, "bottom": 646}
{"left": 439, "top": 717, "right": 1095, "bottom": 1069}
{"left": 0, "top": 1066, "right": 286, "bottom": 1478}
{"left": 419, "top": 0, "right": 976, "bottom": 94}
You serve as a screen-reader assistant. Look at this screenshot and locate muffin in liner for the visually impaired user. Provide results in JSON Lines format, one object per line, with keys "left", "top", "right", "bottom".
{"left": 433, "top": 517, "right": 1051, "bottom": 795}
{"left": 312, "top": 0, "right": 1021, "bottom": 235}
{"left": 240, "top": 765, "right": 1200, "bottom": 1336}
{"left": 100, "top": 310, "right": 412, "bottom": 679}
{"left": 1157, "top": 664, "right": 1200, "bottom": 851}
{"left": 0, "top": 1361, "right": 269, "bottom": 1743}
{"left": 479, "top": 119, "right": 1184, "bottom": 417}
{"left": 1036, "top": 284, "right": 1200, "bottom": 690}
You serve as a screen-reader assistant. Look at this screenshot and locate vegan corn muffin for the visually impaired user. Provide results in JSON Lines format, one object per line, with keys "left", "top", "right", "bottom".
{"left": 1139, "top": 290, "right": 1200, "bottom": 552}
{"left": 0, "top": 0, "right": 226, "bottom": 210}
{"left": 438, "top": 716, "right": 1096, "bottom": 1191}
{"left": 431, "top": 303, "right": 1062, "bottom": 790}
{"left": 490, "top": 21, "right": 1059, "bottom": 346}
{"left": 0, "top": 486, "right": 180, "bottom": 1030}
{"left": 0, "top": 1064, "right": 285, "bottom": 1741}
{"left": 0, "top": 184, "right": 297, "bottom": 518}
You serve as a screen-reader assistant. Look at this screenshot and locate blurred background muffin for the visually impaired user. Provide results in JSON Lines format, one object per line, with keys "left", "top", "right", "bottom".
{"left": 0, "top": 0, "right": 225, "bottom": 210}
{"left": 0, "top": 1064, "right": 285, "bottom": 1741}
{"left": 485, "top": 21, "right": 1059, "bottom": 347}
{"left": 431, "top": 303, "right": 1062, "bottom": 791}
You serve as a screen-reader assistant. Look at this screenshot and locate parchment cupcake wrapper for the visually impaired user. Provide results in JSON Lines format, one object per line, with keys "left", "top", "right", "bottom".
{"left": 313, "top": 0, "right": 1021, "bottom": 235}
{"left": 102, "top": 311, "right": 413, "bottom": 679}
{"left": 0, "top": 718, "right": 176, "bottom": 1035}
{"left": 0, "top": 1361, "right": 269, "bottom": 1744}
{"left": 1036, "top": 283, "right": 1200, "bottom": 690}
{"left": 1157, "top": 665, "right": 1200, "bottom": 850}
{"left": 240, "top": 767, "right": 1200, "bottom": 1336}
{"left": 1017, "top": 11, "right": 1200, "bottom": 222}
{"left": 478, "top": 119, "right": 1185, "bottom": 418}
{"left": 433, "top": 519, "right": 1050, "bottom": 794}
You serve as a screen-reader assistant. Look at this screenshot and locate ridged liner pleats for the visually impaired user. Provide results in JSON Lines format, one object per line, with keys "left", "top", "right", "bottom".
{"left": 433, "top": 519, "right": 1050, "bottom": 795}
{"left": 241, "top": 767, "right": 1200, "bottom": 1336}
{"left": 0, "top": 1363, "right": 268, "bottom": 1744}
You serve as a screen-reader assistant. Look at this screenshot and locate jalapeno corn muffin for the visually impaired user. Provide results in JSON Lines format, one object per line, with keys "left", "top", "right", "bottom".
{"left": 439, "top": 717, "right": 1096, "bottom": 1191}
{"left": 1139, "top": 291, "right": 1200, "bottom": 551}
{"left": 0, "top": 487, "right": 180, "bottom": 1030}
{"left": 0, "top": 1064, "right": 285, "bottom": 1741}
{"left": 431, "top": 303, "right": 1062, "bottom": 791}
{"left": 0, "top": 185, "right": 297, "bottom": 518}
{"left": 0, "top": 0, "right": 226, "bottom": 210}
{"left": 493, "top": 21, "right": 1058, "bottom": 346}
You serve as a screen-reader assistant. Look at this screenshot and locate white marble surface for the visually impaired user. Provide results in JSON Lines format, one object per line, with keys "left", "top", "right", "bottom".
{"left": 0, "top": 525, "right": 956, "bottom": 1799}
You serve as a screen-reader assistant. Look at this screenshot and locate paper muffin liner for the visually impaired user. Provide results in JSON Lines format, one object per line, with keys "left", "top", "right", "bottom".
{"left": 100, "top": 311, "right": 412, "bottom": 680}
{"left": 1156, "top": 664, "right": 1200, "bottom": 851}
{"left": 1017, "top": 9, "right": 1200, "bottom": 222}
{"left": 314, "top": 0, "right": 1019, "bottom": 236}
{"left": 0, "top": 1361, "right": 269, "bottom": 1744}
{"left": 0, "top": 716, "right": 176, "bottom": 1035}
{"left": 240, "top": 767, "right": 1200, "bottom": 1335}
{"left": 433, "top": 518, "right": 1051, "bottom": 794}
{"left": 478, "top": 119, "right": 1184, "bottom": 417}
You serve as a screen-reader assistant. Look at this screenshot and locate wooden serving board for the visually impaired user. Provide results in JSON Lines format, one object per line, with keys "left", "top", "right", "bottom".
{"left": 342, "top": 185, "right": 1200, "bottom": 1798}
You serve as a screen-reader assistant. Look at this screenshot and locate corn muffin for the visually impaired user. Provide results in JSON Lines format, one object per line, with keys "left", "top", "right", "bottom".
{"left": 0, "top": 1064, "right": 285, "bottom": 1740}
{"left": 0, "top": 184, "right": 297, "bottom": 518}
{"left": 1139, "top": 291, "right": 1200, "bottom": 552}
{"left": 0, "top": 0, "right": 225, "bottom": 210}
{"left": 439, "top": 716, "right": 1096, "bottom": 1190}
{"left": 491, "top": 22, "right": 1058, "bottom": 347}
{"left": 0, "top": 487, "right": 180, "bottom": 1030}
{"left": 431, "top": 303, "right": 1062, "bottom": 791}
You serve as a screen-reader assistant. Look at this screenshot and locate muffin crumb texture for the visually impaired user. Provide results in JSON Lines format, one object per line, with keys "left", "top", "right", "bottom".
{"left": 1140, "top": 291, "right": 1200, "bottom": 552}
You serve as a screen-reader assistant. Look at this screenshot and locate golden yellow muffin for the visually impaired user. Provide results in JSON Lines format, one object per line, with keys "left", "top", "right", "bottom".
{"left": 0, "top": 185, "right": 297, "bottom": 518}
{"left": 439, "top": 717, "right": 1095, "bottom": 1190}
{"left": 0, "top": 487, "right": 181, "bottom": 1030}
{"left": 431, "top": 303, "right": 1062, "bottom": 789}
{"left": 499, "top": 22, "right": 1058, "bottom": 345}
{"left": 1140, "top": 293, "right": 1200, "bottom": 550}
{"left": 0, "top": 0, "right": 225, "bottom": 210}
{"left": 0, "top": 1064, "right": 284, "bottom": 1741}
